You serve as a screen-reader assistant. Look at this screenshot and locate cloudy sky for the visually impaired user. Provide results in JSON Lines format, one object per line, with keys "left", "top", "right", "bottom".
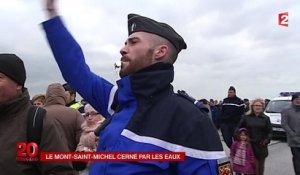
{"left": 1, "top": 0, "right": 299, "bottom": 101}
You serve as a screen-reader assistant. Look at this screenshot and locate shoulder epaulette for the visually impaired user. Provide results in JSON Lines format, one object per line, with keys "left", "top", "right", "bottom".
{"left": 177, "top": 90, "right": 209, "bottom": 113}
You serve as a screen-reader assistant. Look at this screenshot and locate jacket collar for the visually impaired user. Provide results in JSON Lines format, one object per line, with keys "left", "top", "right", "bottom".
{"left": 66, "top": 99, "right": 77, "bottom": 107}
{"left": 0, "top": 88, "right": 30, "bottom": 119}
{"left": 116, "top": 62, "right": 174, "bottom": 104}
{"left": 131, "top": 62, "right": 174, "bottom": 98}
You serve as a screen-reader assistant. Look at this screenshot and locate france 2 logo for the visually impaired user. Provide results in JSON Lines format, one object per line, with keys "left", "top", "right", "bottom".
{"left": 278, "top": 12, "right": 288, "bottom": 27}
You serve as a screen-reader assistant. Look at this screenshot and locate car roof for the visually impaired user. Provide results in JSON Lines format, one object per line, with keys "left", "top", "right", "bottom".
{"left": 271, "top": 96, "right": 292, "bottom": 101}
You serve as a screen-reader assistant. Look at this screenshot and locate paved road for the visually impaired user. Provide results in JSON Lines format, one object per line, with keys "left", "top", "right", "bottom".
{"left": 265, "top": 140, "right": 294, "bottom": 175}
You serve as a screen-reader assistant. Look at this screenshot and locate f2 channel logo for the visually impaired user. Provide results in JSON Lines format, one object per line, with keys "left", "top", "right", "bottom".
{"left": 278, "top": 12, "right": 288, "bottom": 27}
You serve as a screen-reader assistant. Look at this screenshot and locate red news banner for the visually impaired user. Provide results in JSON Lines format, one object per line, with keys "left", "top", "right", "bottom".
{"left": 40, "top": 152, "right": 185, "bottom": 162}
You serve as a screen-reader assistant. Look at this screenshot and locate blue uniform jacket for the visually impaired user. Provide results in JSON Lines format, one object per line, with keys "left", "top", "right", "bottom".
{"left": 42, "top": 16, "right": 226, "bottom": 175}
{"left": 221, "top": 97, "right": 245, "bottom": 124}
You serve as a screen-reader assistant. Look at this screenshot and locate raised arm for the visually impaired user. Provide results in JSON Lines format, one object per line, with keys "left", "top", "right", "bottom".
{"left": 45, "top": 0, "right": 58, "bottom": 18}
{"left": 41, "top": 0, "right": 116, "bottom": 118}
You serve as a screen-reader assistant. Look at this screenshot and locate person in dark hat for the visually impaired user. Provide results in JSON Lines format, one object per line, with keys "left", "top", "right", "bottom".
{"left": 220, "top": 86, "right": 245, "bottom": 148}
{"left": 0, "top": 54, "right": 26, "bottom": 103}
{"left": 41, "top": 1, "right": 226, "bottom": 175}
{"left": 0, "top": 53, "right": 73, "bottom": 174}
{"left": 281, "top": 93, "right": 300, "bottom": 175}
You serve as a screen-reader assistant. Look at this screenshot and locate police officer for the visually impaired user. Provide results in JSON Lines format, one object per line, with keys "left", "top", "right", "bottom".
{"left": 42, "top": 1, "right": 226, "bottom": 174}
{"left": 220, "top": 86, "right": 245, "bottom": 148}
{"left": 63, "top": 83, "right": 84, "bottom": 113}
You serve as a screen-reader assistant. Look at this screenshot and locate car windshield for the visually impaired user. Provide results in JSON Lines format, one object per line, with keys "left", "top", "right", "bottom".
{"left": 265, "top": 100, "right": 291, "bottom": 113}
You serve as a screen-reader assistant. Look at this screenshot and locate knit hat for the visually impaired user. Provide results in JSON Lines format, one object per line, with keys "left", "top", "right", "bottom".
{"left": 0, "top": 54, "right": 26, "bottom": 86}
{"left": 292, "top": 93, "right": 300, "bottom": 101}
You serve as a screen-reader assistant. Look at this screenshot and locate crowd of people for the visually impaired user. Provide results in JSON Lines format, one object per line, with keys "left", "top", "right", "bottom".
{"left": 23, "top": 81, "right": 298, "bottom": 175}
{"left": 197, "top": 86, "right": 273, "bottom": 175}
{"left": 0, "top": 0, "right": 299, "bottom": 175}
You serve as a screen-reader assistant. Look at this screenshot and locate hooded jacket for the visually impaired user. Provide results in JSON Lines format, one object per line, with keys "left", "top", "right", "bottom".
{"left": 0, "top": 89, "right": 73, "bottom": 175}
{"left": 44, "top": 83, "right": 84, "bottom": 152}
{"left": 43, "top": 16, "right": 226, "bottom": 175}
{"left": 77, "top": 120, "right": 104, "bottom": 152}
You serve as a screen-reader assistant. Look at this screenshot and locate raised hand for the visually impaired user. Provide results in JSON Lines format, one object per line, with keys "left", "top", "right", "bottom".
{"left": 45, "top": 0, "right": 58, "bottom": 18}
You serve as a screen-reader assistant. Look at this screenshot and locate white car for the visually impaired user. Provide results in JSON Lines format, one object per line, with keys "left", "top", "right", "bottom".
{"left": 264, "top": 95, "right": 292, "bottom": 138}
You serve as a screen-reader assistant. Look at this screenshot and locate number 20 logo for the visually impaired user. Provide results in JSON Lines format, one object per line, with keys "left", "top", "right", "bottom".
{"left": 16, "top": 142, "right": 38, "bottom": 158}
{"left": 278, "top": 12, "right": 288, "bottom": 27}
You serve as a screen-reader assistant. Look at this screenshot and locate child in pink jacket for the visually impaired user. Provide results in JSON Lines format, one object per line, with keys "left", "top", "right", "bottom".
{"left": 231, "top": 128, "right": 255, "bottom": 175}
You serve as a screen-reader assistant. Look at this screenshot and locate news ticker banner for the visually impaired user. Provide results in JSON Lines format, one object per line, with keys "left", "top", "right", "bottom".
{"left": 37, "top": 152, "right": 185, "bottom": 162}
{"left": 16, "top": 142, "right": 185, "bottom": 162}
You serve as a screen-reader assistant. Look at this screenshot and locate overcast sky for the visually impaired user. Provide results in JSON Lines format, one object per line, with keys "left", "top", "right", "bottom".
{"left": 1, "top": 0, "right": 299, "bottom": 101}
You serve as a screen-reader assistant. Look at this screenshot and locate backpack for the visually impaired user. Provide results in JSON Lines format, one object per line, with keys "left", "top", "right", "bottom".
{"left": 23, "top": 106, "right": 46, "bottom": 172}
{"left": 27, "top": 106, "right": 46, "bottom": 146}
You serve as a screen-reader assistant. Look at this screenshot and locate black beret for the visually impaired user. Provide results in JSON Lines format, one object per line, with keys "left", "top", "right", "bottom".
{"left": 128, "top": 14, "right": 187, "bottom": 53}
{"left": 0, "top": 54, "right": 26, "bottom": 86}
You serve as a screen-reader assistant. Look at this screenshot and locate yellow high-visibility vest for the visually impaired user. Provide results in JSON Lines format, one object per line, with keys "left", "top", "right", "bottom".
{"left": 70, "top": 102, "right": 83, "bottom": 110}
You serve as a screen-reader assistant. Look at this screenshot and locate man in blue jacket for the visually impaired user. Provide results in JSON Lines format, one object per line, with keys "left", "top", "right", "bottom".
{"left": 42, "top": 0, "right": 226, "bottom": 174}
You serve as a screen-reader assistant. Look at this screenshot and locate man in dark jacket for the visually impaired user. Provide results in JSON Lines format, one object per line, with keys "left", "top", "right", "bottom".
{"left": 41, "top": 1, "right": 227, "bottom": 174}
{"left": 0, "top": 54, "right": 73, "bottom": 175}
{"left": 220, "top": 86, "right": 245, "bottom": 148}
{"left": 281, "top": 93, "right": 300, "bottom": 175}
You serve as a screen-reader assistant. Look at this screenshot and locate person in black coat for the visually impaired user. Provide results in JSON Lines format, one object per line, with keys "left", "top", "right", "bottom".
{"left": 220, "top": 86, "right": 245, "bottom": 148}
{"left": 236, "top": 98, "right": 273, "bottom": 175}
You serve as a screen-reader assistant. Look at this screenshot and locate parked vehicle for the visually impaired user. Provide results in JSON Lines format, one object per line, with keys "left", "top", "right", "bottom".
{"left": 264, "top": 92, "right": 297, "bottom": 138}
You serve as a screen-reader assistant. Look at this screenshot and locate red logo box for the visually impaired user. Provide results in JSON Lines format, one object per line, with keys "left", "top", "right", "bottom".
{"left": 278, "top": 12, "right": 288, "bottom": 27}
